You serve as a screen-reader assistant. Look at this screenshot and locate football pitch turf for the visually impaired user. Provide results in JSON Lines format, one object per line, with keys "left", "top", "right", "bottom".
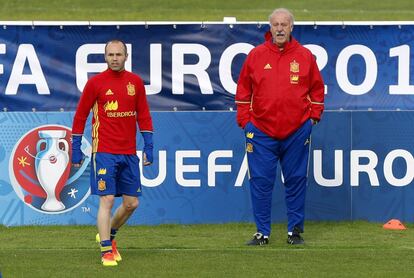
{"left": 0, "top": 0, "right": 413, "bottom": 21}
{"left": 1, "top": 1, "right": 414, "bottom": 277}
{"left": 1, "top": 222, "right": 414, "bottom": 277}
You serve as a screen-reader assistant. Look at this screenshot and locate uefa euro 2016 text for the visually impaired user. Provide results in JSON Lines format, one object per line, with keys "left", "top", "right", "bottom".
{"left": 138, "top": 149, "right": 414, "bottom": 187}
{"left": 1, "top": 43, "right": 413, "bottom": 96}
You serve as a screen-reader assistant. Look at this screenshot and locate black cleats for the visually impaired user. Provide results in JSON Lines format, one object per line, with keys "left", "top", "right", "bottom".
{"left": 287, "top": 226, "right": 304, "bottom": 245}
{"left": 246, "top": 232, "right": 269, "bottom": 246}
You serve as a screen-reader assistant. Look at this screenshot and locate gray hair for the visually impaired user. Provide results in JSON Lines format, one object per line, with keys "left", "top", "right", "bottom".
{"left": 268, "top": 8, "right": 295, "bottom": 25}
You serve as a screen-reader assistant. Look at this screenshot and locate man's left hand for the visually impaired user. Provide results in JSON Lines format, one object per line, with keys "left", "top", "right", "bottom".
{"left": 142, "top": 132, "right": 153, "bottom": 166}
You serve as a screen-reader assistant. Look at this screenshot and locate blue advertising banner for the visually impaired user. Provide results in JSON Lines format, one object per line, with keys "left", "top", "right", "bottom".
{"left": 0, "top": 23, "right": 413, "bottom": 111}
{"left": 1, "top": 111, "right": 414, "bottom": 226}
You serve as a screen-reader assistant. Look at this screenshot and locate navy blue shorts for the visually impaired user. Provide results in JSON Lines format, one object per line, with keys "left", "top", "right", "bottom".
{"left": 90, "top": 152, "right": 142, "bottom": 197}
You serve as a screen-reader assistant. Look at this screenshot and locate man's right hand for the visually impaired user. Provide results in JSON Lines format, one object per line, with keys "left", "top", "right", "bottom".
{"left": 71, "top": 135, "right": 83, "bottom": 168}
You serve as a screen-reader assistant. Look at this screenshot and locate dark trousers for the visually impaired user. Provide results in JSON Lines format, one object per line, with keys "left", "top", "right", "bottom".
{"left": 245, "top": 120, "right": 312, "bottom": 236}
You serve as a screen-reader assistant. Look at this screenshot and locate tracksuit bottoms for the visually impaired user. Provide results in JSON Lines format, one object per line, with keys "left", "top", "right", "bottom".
{"left": 245, "top": 120, "right": 312, "bottom": 236}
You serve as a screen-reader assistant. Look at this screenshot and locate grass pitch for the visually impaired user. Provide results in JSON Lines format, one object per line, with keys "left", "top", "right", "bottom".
{"left": 0, "top": 0, "right": 413, "bottom": 21}
{"left": 1, "top": 1, "right": 414, "bottom": 277}
{"left": 1, "top": 221, "right": 414, "bottom": 277}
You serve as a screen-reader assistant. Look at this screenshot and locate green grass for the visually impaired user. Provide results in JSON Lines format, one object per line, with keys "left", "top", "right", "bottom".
{"left": 1, "top": 2, "right": 414, "bottom": 277}
{"left": 1, "top": 222, "right": 414, "bottom": 277}
{"left": 0, "top": 0, "right": 413, "bottom": 21}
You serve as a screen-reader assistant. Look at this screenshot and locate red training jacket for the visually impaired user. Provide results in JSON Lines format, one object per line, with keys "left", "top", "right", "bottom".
{"left": 72, "top": 68, "right": 153, "bottom": 154}
{"left": 235, "top": 32, "right": 324, "bottom": 140}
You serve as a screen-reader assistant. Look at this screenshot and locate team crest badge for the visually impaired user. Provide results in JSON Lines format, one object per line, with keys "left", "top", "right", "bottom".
{"left": 290, "top": 60, "right": 299, "bottom": 73}
{"left": 246, "top": 143, "right": 253, "bottom": 153}
{"left": 98, "top": 179, "right": 106, "bottom": 191}
{"left": 127, "top": 82, "right": 135, "bottom": 96}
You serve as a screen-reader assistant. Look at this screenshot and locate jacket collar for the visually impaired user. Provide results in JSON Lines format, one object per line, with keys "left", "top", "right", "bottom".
{"left": 264, "top": 31, "right": 298, "bottom": 53}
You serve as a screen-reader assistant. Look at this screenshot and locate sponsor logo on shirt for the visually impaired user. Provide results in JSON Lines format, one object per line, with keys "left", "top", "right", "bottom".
{"left": 107, "top": 111, "right": 136, "bottom": 118}
{"left": 290, "top": 74, "right": 299, "bottom": 84}
{"left": 264, "top": 63, "right": 272, "bottom": 70}
{"left": 105, "top": 89, "right": 114, "bottom": 95}
{"left": 104, "top": 99, "right": 136, "bottom": 117}
{"left": 104, "top": 100, "right": 118, "bottom": 112}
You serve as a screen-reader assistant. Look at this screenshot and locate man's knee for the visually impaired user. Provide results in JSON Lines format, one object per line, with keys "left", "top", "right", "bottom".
{"left": 123, "top": 198, "right": 139, "bottom": 212}
{"left": 100, "top": 195, "right": 115, "bottom": 210}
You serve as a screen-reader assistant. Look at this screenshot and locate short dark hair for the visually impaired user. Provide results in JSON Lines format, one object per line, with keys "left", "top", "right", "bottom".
{"left": 105, "top": 39, "right": 128, "bottom": 55}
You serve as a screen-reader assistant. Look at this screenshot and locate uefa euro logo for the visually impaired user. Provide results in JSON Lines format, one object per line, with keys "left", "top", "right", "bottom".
{"left": 9, "top": 125, "right": 91, "bottom": 214}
